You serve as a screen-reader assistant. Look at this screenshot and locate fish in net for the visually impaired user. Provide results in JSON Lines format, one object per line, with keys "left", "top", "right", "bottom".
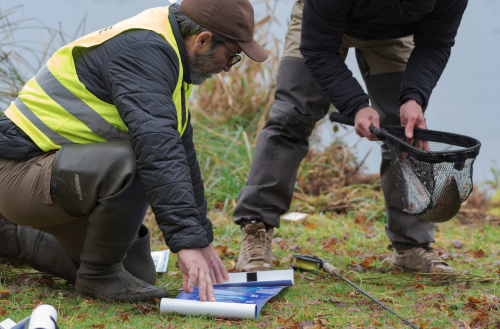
{"left": 375, "top": 126, "right": 480, "bottom": 223}
{"left": 328, "top": 112, "right": 481, "bottom": 223}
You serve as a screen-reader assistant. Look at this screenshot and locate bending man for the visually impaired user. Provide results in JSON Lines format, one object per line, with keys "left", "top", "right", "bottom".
{"left": 234, "top": 0, "right": 466, "bottom": 274}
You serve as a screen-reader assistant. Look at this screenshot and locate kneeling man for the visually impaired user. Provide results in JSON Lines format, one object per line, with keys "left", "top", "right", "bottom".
{"left": 0, "top": 0, "right": 267, "bottom": 302}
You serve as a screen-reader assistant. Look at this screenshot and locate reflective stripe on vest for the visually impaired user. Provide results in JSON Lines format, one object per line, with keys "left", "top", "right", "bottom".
{"left": 3, "top": 6, "right": 192, "bottom": 152}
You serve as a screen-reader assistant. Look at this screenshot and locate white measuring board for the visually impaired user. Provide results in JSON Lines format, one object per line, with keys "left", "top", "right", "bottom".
{"left": 214, "top": 269, "right": 294, "bottom": 287}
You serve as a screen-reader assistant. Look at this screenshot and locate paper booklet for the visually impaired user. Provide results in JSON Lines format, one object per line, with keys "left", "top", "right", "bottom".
{"left": 151, "top": 250, "right": 170, "bottom": 273}
{"left": 160, "top": 269, "right": 294, "bottom": 320}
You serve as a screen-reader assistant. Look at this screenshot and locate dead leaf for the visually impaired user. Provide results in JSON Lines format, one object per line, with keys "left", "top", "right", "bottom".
{"left": 452, "top": 240, "right": 463, "bottom": 249}
{"left": 470, "top": 311, "right": 488, "bottom": 326}
{"left": 323, "top": 237, "right": 338, "bottom": 251}
{"left": 167, "top": 271, "right": 178, "bottom": 276}
{"left": 76, "top": 312, "right": 90, "bottom": 322}
{"left": 277, "top": 314, "right": 295, "bottom": 324}
{"left": 414, "top": 283, "right": 427, "bottom": 290}
{"left": 419, "top": 318, "right": 430, "bottom": 329}
{"left": 359, "top": 256, "right": 376, "bottom": 268}
{"left": 304, "top": 222, "right": 317, "bottom": 230}
{"left": 215, "top": 245, "right": 228, "bottom": 257}
{"left": 471, "top": 250, "right": 486, "bottom": 258}
{"left": 91, "top": 325, "right": 105, "bottom": 328}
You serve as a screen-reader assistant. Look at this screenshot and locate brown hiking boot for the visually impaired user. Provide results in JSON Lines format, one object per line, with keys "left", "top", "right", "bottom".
{"left": 392, "top": 247, "right": 455, "bottom": 274}
{"left": 236, "top": 222, "right": 274, "bottom": 272}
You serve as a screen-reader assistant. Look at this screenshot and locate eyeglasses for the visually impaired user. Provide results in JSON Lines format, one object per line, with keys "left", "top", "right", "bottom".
{"left": 222, "top": 43, "right": 241, "bottom": 67}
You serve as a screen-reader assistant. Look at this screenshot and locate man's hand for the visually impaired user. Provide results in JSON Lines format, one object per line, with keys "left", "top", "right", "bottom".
{"left": 177, "top": 248, "right": 215, "bottom": 302}
{"left": 200, "top": 243, "right": 230, "bottom": 285}
{"left": 400, "top": 99, "right": 426, "bottom": 139}
{"left": 354, "top": 107, "right": 380, "bottom": 141}
{"left": 400, "top": 99, "right": 428, "bottom": 150}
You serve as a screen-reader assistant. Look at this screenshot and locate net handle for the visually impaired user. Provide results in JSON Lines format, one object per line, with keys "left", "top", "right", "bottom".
{"left": 329, "top": 112, "right": 427, "bottom": 135}
{"left": 329, "top": 112, "right": 388, "bottom": 132}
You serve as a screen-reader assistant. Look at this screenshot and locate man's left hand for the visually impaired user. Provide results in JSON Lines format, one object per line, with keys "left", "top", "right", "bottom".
{"left": 200, "top": 243, "right": 230, "bottom": 285}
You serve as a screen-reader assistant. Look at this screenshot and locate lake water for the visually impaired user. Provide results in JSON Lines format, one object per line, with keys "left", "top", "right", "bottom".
{"left": 5, "top": 0, "right": 499, "bottom": 182}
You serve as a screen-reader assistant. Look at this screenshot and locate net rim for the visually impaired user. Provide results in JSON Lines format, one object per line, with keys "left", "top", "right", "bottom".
{"left": 373, "top": 126, "right": 481, "bottom": 164}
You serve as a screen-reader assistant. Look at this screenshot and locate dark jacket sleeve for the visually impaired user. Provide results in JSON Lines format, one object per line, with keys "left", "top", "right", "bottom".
{"left": 181, "top": 120, "right": 213, "bottom": 244}
{"left": 400, "top": 0, "right": 468, "bottom": 107}
{"left": 299, "top": 0, "right": 369, "bottom": 117}
{"left": 100, "top": 31, "right": 209, "bottom": 253}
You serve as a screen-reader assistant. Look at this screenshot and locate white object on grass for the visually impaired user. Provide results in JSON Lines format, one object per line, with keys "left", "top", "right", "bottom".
{"left": 1, "top": 304, "right": 58, "bottom": 329}
{"left": 160, "top": 299, "right": 257, "bottom": 320}
{"left": 281, "top": 212, "right": 308, "bottom": 222}
{"left": 0, "top": 318, "right": 16, "bottom": 329}
{"left": 151, "top": 250, "right": 170, "bottom": 273}
{"left": 215, "top": 269, "right": 294, "bottom": 287}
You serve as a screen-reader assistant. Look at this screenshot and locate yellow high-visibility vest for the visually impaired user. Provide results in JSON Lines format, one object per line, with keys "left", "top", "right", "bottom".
{"left": 2, "top": 6, "right": 192, "bottom": 152}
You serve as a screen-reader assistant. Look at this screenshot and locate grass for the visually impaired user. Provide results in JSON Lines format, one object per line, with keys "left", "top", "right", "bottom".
{"left": 1, "top": 3, "right": 500, "bottom": 329}
{"left": 1, "top": 211, "right": 499, "bottom": 328}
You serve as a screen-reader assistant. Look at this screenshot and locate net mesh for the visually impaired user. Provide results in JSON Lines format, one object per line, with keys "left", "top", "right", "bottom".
{"left": 373, "top": 126, "right": 480, "bottom": 223}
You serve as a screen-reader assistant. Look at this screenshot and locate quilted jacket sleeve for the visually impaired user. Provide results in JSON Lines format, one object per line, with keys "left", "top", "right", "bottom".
{"left": 299, "top": 0, "right": 370, "bottom": 117}
{"left": 400, "top": 0, "right": 468, "bottom": 107}
{"left": 181, "top": 120, "right": 213, "bottom": 244}
{"left": 99, "top": 30, "right": 210, "bottom": 252}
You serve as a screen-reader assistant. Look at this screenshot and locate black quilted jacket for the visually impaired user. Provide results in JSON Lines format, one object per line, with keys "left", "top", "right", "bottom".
{"left": 0, "top": 7, "right": 213, "bottom": 253}
{"left": 300, "top": 0, "right": 468, "bottom": 117}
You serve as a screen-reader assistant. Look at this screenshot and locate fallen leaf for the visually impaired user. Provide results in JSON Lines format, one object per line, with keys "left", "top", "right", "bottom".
{"left": 471, "top": 250, "right": 486, "bottom": 258}
{"left": 419, "top": 318, "right": 430, "bottom": 329}
{"left": 277, "top": 314, "right": 295, "bottom": 324}
{"left": 414, "top": 283, "right": 427, "bottom": 290}
{"left": 323, "top": 237, "right": 338, "bottom": 251}
{"left": 452, "top": 240, "right": 463, "bottom": 249}
{"left": 90, "top": 325, "right": 105, "bottom": 328}
{"left": 359, "top": 256, "right": 376, "bottom": 268}
{"left": 470, "top": 311, "right": 488, "bottom": 326}
{"left": 167, "top": 271, "right": 178, "bottom": 276}
{"left": 304, "top": 222, "right": 317, "bottom": 230}
{"left": 214, "top": 245, "right": 228, "bottom": 257}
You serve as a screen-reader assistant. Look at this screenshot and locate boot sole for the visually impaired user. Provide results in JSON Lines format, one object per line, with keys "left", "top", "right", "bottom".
{"left": 391, "top": 264, "right": 456, "bottom": 279}
{"left": 76, "top": 288, "right": 169, "bottom": 303}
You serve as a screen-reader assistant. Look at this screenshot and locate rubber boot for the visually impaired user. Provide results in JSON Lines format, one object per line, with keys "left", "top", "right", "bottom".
{"left": 51, "top": 141, "right": 168, "bottom": 302}
{"left": 1, "top": 212, "right": 156, "bottom": 285}
{"left": 0, "top": 213, "right": 79, "bottom": 282}
{"left": 123, "top": 224, "right": 157, "bottom": 286}
{"left": 0, "top": 213, "right": 22, "bottom": 261}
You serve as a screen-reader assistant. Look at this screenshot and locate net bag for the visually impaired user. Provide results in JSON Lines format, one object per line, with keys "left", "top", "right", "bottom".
{"left": 372, "top": 126, "right": 481, "bottom": 223}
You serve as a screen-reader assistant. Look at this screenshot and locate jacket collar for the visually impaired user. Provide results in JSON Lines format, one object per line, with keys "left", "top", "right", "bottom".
{"left": 169, "top": 6, "right": 192, "bottom": 84}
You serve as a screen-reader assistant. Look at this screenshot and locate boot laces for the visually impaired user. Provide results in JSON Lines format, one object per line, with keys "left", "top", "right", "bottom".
{"left": 243, "top": 228, "right": 268, "bottom": 262}
{"left": 415, "top": 248, "right": 447, "bottom": 265}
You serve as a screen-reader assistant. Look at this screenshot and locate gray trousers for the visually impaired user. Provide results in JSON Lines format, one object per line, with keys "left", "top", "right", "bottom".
{"left": 233, "top": 0, "right": 434, "bottom": 247}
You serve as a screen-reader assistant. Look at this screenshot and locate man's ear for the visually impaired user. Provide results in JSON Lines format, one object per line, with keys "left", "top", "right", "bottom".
{"left": 193, "top": 31, "right": 213, "bottom": 53}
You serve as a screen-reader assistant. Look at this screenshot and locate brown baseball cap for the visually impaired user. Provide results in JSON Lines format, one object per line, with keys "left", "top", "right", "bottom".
{"left": 180, "top": 0, "right": 268, "bottom": 62}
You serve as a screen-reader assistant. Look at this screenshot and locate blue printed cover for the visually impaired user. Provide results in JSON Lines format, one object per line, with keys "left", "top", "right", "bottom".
{"left": 176, "top": 285, "right": 287, "bottom": 318}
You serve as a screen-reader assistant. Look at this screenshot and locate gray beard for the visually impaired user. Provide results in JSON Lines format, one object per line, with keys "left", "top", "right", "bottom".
{"left": 189, "top": 47, "right": 223, "bottom": 85}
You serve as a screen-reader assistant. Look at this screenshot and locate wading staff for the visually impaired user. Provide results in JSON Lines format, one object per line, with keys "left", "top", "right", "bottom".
{"left": 291, "top": 255, "right": 418, "bottom": 329}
